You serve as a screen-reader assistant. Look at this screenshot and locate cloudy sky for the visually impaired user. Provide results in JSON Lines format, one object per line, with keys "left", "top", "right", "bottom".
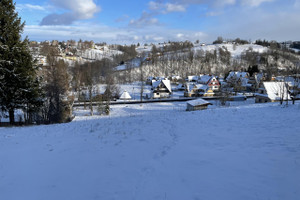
{"left": 15, "top": 0, "right": 300, "bottom": 44}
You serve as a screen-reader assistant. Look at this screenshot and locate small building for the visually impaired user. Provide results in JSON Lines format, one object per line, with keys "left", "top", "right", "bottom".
{"left": 176, "top": 83, "right": 186, "bottom": 91}
{"left": 119, "top": 91, "right": 132, "bottom": 100}
{"left": 207, "top": 76, "right": 220, "bottom": 91}
{"left": 203, "top": 88, "right": 215, "bottom": 97}
{"left": 170, "top": 75, "right": 182, "bottom": 83}
{"left": 186, "top": 75, "right": 199, "bottom": 82}
{"left": 146, "top": 76, "right": 156, "bottom": 85}
{"left": 226, "top": 71, "right": 249, "bottom": 84}
{"left": 186, "top": 98, "right": 212, "bottom": 111}
{"left": 151, "top": 80, "right": 172, "bottom": 99}
{"left": 198, "top": 74, "right": 212, "bottom": 84}
{"left": 255, "top": 82, "right": 291, "bottom": 103}
{"left": 248, "top": 73, "right": 265, "bottom": 92}
{"left": 184, "top": 83, "right": 207, "bottom": 97}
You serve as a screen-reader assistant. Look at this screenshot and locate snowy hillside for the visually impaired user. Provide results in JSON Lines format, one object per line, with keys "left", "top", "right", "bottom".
{"left": 193, "top": 43, "right": 268, "bottom": 58}
{"left": 80, "top": 48, "right": 122, "bottom": 61}
{"left": 1, "top": 102, "right": 300, "bottom": 200}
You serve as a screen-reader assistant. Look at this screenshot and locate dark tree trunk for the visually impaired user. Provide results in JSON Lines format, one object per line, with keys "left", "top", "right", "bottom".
{"left": 9, "top": 109, "right": 15, "bottom": 125}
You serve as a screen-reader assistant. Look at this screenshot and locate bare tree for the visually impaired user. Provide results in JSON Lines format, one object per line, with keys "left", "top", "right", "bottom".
{"left": 43, "top": 58, "right": 71, "bottom": 123}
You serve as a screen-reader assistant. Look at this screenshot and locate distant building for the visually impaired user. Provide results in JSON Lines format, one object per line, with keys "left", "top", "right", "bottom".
{"left": 186, "top": 75, "right": 199, "bottom": 82}
{"left": 186, "top": 98, "right": 212, "bottom": 111}
{"left": 119, "top": 91, "right": 132, "bottom": 100}
{"left": 151, "top": 80, "right": 172, "bottom": 99}
{"left": 255, "top": 82, "right": 291, "bottom": 103}
{"left": 184, "top": 83, "right": 207, "bottom": 97}
{"left": 207, "top": 76, "right": 220, "bottom": 91}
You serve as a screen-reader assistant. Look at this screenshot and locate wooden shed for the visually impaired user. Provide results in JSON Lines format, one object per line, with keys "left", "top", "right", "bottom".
{"left": 186, "top": 98, "right": 212, "bottom": 111}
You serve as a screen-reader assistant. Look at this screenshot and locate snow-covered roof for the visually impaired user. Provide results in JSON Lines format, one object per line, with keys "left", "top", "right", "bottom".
{"left": 162, "top": 80, "right": 172, "bottom": 92}
{"left": 171, "top": 75, "right": 181, "bottom": 80}
{"left": 186, "top": 83, "right": 208, "bottom": 92}
{"left": 186, "top": 83, "right": 196, "bottom": 92}
{"left": 261, "top": 82, "right": 291, "bottom": 100}
{"left": 187, "top": 75, "right": 199, "bottom": 81}
{"left": 152, "top": 80, "right": 172, "bottom": 93}
{"left": 199, "top": 75, "right": 212, "bottom": 84}
{"left": 120, "top": 91, "right": 132, "bottom": 100}
{"left": 187, "top": 98, "right": 212, "bottom": 107}
{"left": 195, "top": 84, "right": 208, "bottom": 90}
{"left": 227, "top": 71, "right": 248, "bottom": 81}
{"left": 176, "top": 83, "right": 185, "bottom": 89}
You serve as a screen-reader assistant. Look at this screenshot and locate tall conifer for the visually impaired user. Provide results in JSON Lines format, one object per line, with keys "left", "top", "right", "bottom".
{"left": 0, "top": 0, "right": 42, "bottom": 124}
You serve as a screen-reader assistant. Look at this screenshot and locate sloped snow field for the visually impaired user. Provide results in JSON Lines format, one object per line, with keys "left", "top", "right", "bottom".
{"left": 1, "top": 102, "right": 300, "bottom": 200}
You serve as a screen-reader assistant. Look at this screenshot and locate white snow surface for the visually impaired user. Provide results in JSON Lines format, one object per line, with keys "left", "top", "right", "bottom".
{"left": 1, "top": 102, "right": 300, "bottom": 200}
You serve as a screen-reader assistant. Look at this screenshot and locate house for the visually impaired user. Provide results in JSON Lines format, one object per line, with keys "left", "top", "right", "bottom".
{"left": 236, "top": 76, "right": 250, "bottom": 91}
{"left": 119, "top": 91, "right": 132, "bottom": 100}
{"left": 186, "top": 98, "right": 212, "bottom": 111}
{"left": 203, "top": 87, "right": 215, "bottom": 97}
{"left": 151, "top": 80, "right": 172, "bottom": 99}
{"left": 184, "top": 83, "right": 207, "bottom": 97}
{"left": 146, "top": 76, "right": 155, "bottom": 85}
{"left": 207, "top": 76, "right": 220, "bottom": 91}
{"left": 255, "top": 82, "right": 291, "bottom": 103}
{"left": 186, "top": 75, "right": 199, "bottom": 82}
{"left": 226, "top": 71, "right": 249, "bottom": 84}
{"left": 275, "top": 76, "right": 300, "bottom": 100}
{"left": 248, "top": 73, "right": 265, "bottom": 91}
{"left": 226, "top": 71, "right": 250, "bottom": 92}
{"left": 176, "top": 83, "right": 186, "bottom": 91}
{"left": 200, "top": 76, "right": 221, "bottom": 97}
{"left": 198, "top": 74, "right": 212, "bottom": 84}
{"left": 170, "top": 75, "right": 182, "bottom": 83}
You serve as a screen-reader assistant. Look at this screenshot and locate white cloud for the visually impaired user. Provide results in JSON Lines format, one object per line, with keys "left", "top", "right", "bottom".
{"left": 171, "top": 0, "right": 236, "bottom": 7}
{"left": 241, "top": 0, "right": 274, "bottom": 7}
{"left": 129, "top": 12, "right": 160, "bottom": 27}
{"left": 165, "top": 3, "right": 186, "bottom": 12}
{"left": 148, "top": 1, "right": 186, "bottom": 13}
{"left": 50, "top": 0, "right": 100, "bottom": 19}
{"left": 24, "top": 23, "right": 208, "bottom": 44}
{"left": 206, "top": 11, "right": 223, "bottom": 16}
{"left": 16, "top": 4, "right": 46, "bottom": 11}
{"left": 173, "top": 0, "right": 276, "bottom": 7}
{"left": 148, "top": 1, "right": 161, "bottom": 10}
{"left": 177, "top": 33, "right": 184, "bottom": 38}
{"left": 40, "top": 0, "right": 100, "bottom": 25}
{"left": 208, "top": 7, "right": 300, "bottom": 42}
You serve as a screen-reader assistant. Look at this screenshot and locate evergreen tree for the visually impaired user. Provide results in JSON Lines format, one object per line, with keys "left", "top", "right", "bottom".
{"left": 0, "top": 0, "right": 42, "bottom": 124}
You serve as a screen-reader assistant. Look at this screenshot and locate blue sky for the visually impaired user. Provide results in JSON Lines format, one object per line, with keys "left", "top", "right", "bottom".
{"left": 15, "top": 0, "right": 300, "bottom": 44}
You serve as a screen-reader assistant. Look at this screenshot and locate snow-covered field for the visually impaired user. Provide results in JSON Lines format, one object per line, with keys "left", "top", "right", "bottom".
{"left": 1, "top": 102, "right": 300, "bottom": 200}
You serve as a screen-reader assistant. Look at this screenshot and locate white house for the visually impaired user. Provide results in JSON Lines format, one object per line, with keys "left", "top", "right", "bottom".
{"left": 151, "top": 80, "right": 172, "bottom": 99}
{"left": 255, "top": 82, "right": 291, "bottom": 103}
